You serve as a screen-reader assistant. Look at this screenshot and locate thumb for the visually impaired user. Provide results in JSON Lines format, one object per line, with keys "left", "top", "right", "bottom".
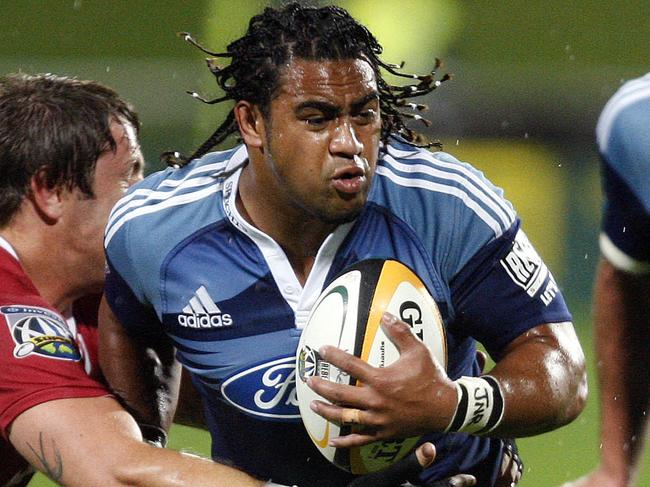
{"left": 415, "top": 442, "right": 436, "bottom": 468}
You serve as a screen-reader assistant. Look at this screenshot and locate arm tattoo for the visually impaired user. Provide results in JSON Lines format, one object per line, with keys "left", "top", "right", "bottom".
{"left": 26, "top": 431, "right": 63, "bottom": 482}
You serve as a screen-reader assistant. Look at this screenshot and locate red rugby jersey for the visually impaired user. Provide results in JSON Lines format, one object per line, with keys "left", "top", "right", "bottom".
{"left": 0, "top": 247, "right": 108, "bottom": 486}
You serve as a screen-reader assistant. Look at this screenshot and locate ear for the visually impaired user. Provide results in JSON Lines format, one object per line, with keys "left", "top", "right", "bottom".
{"left": 28, "top": 171, "right": 65, "bottom": 224}
{"left": 234, "top": 100, "right": 266, "bottom": 149}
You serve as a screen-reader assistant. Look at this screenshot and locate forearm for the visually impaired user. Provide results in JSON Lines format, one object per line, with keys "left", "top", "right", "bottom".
{"left": 99, "top": 296, "right": 180, "bottom": 431}
{"left": 10, "top": 396, "right": 265, "bottom": 487}
{"left": 114, "top": 445, "right": 265, "bottom": 487}
{"left": 594, "top": 260, "right": 650, "bottom": 481}
{"left": 482, "top": 321, "right": 588, "bottom": 437}
{"left": 173, "top": 367, "right": 208, "bottom": 429}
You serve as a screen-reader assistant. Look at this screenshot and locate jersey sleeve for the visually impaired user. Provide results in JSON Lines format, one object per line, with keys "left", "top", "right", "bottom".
{"left": 449, "top": 221, "right": 572, "bottom": 357}
{"left": 596, "top": 74, "right": 650, "bottom": 273}
{"left": 0, "top": 300, "right": 108, "bottom": 439}
{"left": 104, "top": 255, "right": 162, "bottom": 336}
{"left": 384, "top": 145, "right": 572, "bottom": 357}
{"left": 103, "top": 177, "right": 167, "bottom": 336}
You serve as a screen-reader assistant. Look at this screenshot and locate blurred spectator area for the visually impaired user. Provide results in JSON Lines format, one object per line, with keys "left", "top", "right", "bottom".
{"left": 3, "top": 0, "right": 649, "bottom": 312}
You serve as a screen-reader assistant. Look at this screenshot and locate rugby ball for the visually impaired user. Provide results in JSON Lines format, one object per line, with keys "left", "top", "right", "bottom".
{"left": 295, "top": 259, "right": 447, "bottom": 474}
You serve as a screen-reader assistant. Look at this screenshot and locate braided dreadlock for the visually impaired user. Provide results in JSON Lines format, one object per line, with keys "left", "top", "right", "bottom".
{"left": 164, "top": 2, "right": 449, "bottom": 167}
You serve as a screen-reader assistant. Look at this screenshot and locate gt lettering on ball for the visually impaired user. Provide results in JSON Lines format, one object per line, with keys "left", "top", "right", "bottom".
{"left": 399, "top": 300, "right": 424, "bottom": 340}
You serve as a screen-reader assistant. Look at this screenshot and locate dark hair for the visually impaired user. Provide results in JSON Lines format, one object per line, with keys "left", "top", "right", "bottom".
{"left": 0, "top": 73, "right": 140, "bottom": 227}
{"left": 166, "top": 2, "right": 448, "bottom": 166}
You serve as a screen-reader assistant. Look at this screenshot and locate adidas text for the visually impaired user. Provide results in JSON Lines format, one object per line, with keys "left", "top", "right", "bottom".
{"left": 177, "top": 313, "right": 233, "bottom": 328}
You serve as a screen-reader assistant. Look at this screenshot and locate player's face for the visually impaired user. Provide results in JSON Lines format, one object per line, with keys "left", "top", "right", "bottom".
{"left": 63, "top": 120, "right": 143, "bottom": 292}
{"left": 262, "top": 58, "right": 381, "bottom": 224}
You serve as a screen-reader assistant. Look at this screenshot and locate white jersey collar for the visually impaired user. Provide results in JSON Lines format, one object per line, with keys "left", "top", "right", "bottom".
{"left": 221, "top": 158, "right": 354, "bottom": 326}
{"left": 0, "top": 235, "right": 18, "bottom": 260}
{"left": 223, "top": 144, "right": 250, "bottom": 174}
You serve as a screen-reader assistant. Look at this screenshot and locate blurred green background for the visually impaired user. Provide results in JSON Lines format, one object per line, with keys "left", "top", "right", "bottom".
{"left": 2, "top": 0, "right": 647, "bottom": 485}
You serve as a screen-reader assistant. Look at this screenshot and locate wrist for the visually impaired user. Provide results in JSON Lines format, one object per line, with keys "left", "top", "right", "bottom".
{"left": 444, "top": 375, "right": 505, "bottom": 435}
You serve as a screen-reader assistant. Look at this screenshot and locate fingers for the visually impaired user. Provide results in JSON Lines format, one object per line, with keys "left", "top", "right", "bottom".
{"left": 475, "top": 350, "right": 488, "bottom": 373}
{"left": 310, "top": 311, "right": 429, "bottom": 391}
{"left": 308, "top": 400, "right": 378, "bottom": 447}
{"left": 495, "top": 440, "right": 524, "bottom": 487}
{"left": 415, "top": 442, "right": 436, "bottom": 468}
{"left": 315, "top": 344, "right": 374, "bottom": 384}
{"left": 328, "top": 431, "right": 378, "bottom": 448}
{"left": 307, "top": 377, "right": 368, "bottom": 409}
{"left": 340, "top": 407, "right": 363, "bottom": 425}
{"left": 380, "top": 312, "right": 422, "bottom": 353}
{"left": 345, "top": 446, "right": 425, "bottom": 487}
{"left": 427, "top": 474, "right": 477, "bottom": 487}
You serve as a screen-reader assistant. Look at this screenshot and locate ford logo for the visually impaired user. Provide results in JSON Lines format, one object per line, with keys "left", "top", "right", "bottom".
{"left": 221, "top": 356, "right": 300, "bottom": 420}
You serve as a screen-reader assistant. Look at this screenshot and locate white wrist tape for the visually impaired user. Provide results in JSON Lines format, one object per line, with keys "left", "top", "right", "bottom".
{"left": 444, "top": 375, "right": 504, "bottom": 435}
{"left": 264, "top": 482, "right": 297, "bottom": 487}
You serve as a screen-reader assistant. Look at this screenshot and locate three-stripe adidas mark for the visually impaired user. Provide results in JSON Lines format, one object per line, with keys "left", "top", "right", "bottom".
{"left": 177, "top": 286, "right": 233, "bottom": 328}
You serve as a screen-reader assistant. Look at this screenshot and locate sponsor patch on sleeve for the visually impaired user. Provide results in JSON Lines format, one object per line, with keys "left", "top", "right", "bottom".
{"left": 500, "top": 230, "right": 559, "bottom": 306}
{"left": 1, "top": 305, "right": 82, "bottom": 361}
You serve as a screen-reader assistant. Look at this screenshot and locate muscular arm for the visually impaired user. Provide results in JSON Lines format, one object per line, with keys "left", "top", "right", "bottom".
{"left": 9, "top": 396, "right": 264, "bottom": 487}
{"left": 98, "top": 295, "right": 181, "bottom": 433}
{"left": 308, "top": 313, "right": 587, "bottom": 446}
{"left": 486, "top": 320, "right": 587, "bottom": 437}
{"left": 591, "top": 258, "right": 650, "bottom": 486}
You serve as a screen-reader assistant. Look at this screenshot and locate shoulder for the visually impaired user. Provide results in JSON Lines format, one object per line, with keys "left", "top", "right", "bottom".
{"left": 105, "top": 145, "right": 246, "bottom": 251}
{"left": 103, "top": 146, "right": 248, "bottom": 303}
{"left": 0, "top": 261, "right": 84, "bottom": 367}
{"left": 0, "top": 249, "right": 42, "bottom": 305}
{"left": 597, "top": 72, "right": 650, "bottom": 154}
{"left": 596, "top": 73, "right": 650, "bottom": 208}
{"left": 373, "top": 140, "right": 516, "bottom": 239}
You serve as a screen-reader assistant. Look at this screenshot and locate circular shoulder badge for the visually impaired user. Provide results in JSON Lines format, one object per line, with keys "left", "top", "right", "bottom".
{"left": 1, "top": 305, "right": 81, "bottom": 361}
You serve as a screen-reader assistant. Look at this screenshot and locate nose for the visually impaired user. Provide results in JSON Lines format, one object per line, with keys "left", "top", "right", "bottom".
{"left": 330, "top": 120, "right": 363, "bottom": 159}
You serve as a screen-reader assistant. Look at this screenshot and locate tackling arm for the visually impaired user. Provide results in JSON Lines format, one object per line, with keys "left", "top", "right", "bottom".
{"left": 98, "top": 295, "right": 181, "bottom": 437}
{"left": 174, "top": 368, "right": 209, "bottom": 429}
{"left": 9, "top": 395, "right": 266, "bottom": 487}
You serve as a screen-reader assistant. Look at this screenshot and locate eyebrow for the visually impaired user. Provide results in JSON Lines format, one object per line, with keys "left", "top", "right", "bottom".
{"left": 295, "top": 100, "right": 338, "bottom": 115}
{"left": 294, "top": 91, "right": 380, "bottom": 115}
{"left": 350, "top": 92, "right": 380, "bottom": 111}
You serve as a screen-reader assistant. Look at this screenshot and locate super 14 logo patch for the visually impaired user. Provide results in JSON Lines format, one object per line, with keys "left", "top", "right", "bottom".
{"left": 1, "top": 305, "right": 81, "bottom": 361}
{"left": 500, "top": 230, "right": 559, "bottom": 306}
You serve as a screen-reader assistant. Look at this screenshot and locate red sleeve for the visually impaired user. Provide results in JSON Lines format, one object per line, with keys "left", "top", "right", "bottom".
{"left": 0, "top": 297, "right": 109, "bottom": 439}
{"left": 72, "top": 293, "right": 105, "bottom": 383}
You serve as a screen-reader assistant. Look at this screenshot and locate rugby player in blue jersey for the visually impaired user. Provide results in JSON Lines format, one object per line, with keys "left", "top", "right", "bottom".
{"left": 99, "top": 4, "right": 587, "bottom": 486}
{"left": 561, "top": 74, "right": 650, "bottom": 487}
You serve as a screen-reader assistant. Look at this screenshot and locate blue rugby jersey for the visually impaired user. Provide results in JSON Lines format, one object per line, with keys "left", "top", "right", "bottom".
{"left": 104, "top": 140, "right": 571, "bottom": 486}
{"left": 597, "top": 73, "right": 650, "bottom": 273}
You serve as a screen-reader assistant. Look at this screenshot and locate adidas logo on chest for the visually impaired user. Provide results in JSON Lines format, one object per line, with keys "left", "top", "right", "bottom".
{"left": 177, "top": 286, "right": 233, "bottom": 328}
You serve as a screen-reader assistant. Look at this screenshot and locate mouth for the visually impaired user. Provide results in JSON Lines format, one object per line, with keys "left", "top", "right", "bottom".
{"left": 331, "top": 165, "right": 366, "bottom": 194}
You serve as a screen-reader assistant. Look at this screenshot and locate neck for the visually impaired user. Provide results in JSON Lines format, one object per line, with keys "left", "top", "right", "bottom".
{"left": 237, "top": 166, "right": 336, "bottom": 284}
{"left": 1, "top": 223, "right": 88, "bottom": 317}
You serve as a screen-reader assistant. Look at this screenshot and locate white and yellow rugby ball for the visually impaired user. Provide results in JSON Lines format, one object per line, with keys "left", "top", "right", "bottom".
{"left": 296, "top": 259, "right": 447, "bottom": 474}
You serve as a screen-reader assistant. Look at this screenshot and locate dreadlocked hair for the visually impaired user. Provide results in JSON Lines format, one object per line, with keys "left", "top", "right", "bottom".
{"left": 162, "top": 2, "right": 450, "bottom": 168}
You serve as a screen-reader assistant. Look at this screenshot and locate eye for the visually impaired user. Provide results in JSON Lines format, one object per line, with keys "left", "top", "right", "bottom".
{"left": 305, "top": 116, "right": 327, "bottom": 127}
{"left": 359, "top": 109, "right": 377, "bottom": 121}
